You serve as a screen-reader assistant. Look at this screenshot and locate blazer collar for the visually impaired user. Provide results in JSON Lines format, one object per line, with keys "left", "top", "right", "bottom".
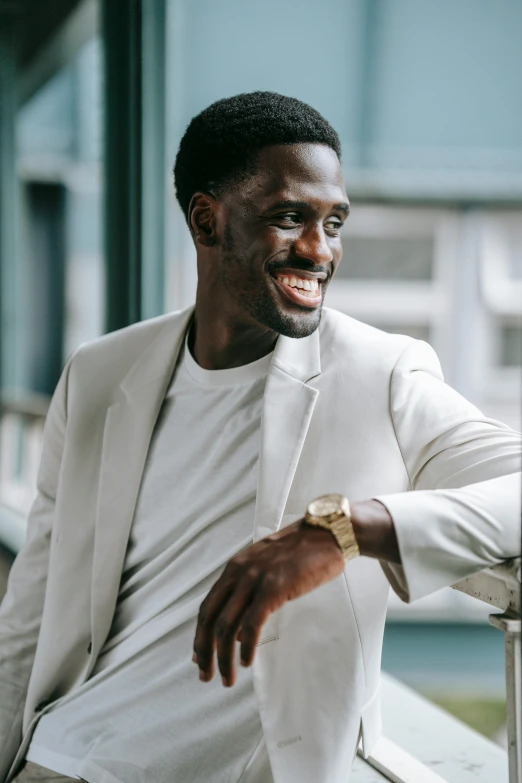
{"left": 271, "top": 327, "right": 321, "bottom": 384}
{"left": 119, "top": 305, "right": 195, "bottom": 397}
{"left": 118, "top": 304, "right": 322, "bottom": 395}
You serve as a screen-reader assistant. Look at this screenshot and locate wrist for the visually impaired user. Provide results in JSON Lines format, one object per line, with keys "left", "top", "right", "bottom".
{"left": 350, "top": 499, "right": 401, "bottom": 564}
{"left": 299, "top": 519, "right": 346, "bottom": 561}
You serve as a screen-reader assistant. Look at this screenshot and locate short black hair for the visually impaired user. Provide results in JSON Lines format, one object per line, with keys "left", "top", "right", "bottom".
{"left": 173, "top": 91, "right": 342, "bottom": 221}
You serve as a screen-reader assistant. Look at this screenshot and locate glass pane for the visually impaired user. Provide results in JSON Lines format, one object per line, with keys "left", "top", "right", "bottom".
{"left": 17, "top": 68, "right": 75, "bottom": 156}
{"left": 500, "top": 324, "right": 522, "bottom": 366}
{"left": 16, "top": 37, "right": 104, "bottom": 394}
{"left": 506, "top": 219, "right": 522, "bottom": 279}
{"left": 337, "top": 236, "right": 434, "bottom": 280}
{"left": 483, "top": 213, "right": 522, "bottom": 280}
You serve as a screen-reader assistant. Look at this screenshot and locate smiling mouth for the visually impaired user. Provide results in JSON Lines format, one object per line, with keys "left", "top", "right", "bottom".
{"left": 271, "top": 270, "right": 324, "bottom": 308}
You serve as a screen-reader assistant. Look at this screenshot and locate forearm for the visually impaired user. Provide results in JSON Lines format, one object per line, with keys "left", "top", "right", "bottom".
{"left": 352, "top": 469, "right": 520, "bottom": 573}
{"left": 376, "top": 471, "right": 521, "bottom": 602}
{"left": 350, "top": 499, "right": 401, "bottom": 564}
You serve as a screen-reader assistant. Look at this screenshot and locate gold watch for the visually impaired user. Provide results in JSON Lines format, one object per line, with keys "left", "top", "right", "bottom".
{"left": 304, "top": 494, "right": 360, "bottom": 560}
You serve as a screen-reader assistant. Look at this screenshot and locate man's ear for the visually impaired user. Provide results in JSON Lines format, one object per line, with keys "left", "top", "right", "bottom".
{"left": 189, "top": 192, "right": 217, "bottom": 247}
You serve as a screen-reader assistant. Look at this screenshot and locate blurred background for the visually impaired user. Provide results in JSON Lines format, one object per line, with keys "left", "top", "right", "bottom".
{"left": 0, "top": 0, "right": 520, "bottom": 760}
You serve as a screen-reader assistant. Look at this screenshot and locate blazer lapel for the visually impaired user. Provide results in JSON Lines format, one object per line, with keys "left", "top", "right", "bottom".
{"left": 254, "top": 328, "right": 321, "bottom": 541}
{"left": 90, "top": 308, "right": 194, "bottom": 654}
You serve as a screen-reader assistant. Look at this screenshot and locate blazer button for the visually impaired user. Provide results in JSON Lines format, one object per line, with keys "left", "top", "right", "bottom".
{"left": 35, "top": 699, "right": 52, "bottom": 712}
{"left": 87, "top": 641, "right": 92, "bottom": 654}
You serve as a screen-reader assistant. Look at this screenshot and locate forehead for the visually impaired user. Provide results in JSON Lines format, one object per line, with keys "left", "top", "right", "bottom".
{"left": 235, "top": 143, "right": 348, "bottom": 209}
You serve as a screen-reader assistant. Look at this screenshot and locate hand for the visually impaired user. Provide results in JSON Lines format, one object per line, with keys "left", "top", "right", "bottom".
{"left": 192, "top": 518, "right": 345, "bottom": 687}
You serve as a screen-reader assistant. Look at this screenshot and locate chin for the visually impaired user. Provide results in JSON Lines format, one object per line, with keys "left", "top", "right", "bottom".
{"left": 256, "top": 301, "right": 323, "bottom": 339}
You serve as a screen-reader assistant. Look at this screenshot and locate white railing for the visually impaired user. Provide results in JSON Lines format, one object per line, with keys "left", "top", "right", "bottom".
{"left": 1, "top": 399, "right": 521, "bottom": 782}
{"left": 353, "top": 562, "right": 521, "bottom": 783}
{"left": 454, "top": 560, "right": 521, "bottom": 783}
{"left": 353, "top": 672, "right": 510, "bottom": 782}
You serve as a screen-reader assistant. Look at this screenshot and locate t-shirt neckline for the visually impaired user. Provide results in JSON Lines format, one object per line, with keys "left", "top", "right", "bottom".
{"left": 182, "top": 333, "right": 274, "bottom": 387}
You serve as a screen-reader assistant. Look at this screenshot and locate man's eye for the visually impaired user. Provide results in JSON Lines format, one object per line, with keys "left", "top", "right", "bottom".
{"left": 277, "top": 213, "right": 301, "bottom": 225}
{"left": 325, "top": 220, "right": 342, "bottom": 233}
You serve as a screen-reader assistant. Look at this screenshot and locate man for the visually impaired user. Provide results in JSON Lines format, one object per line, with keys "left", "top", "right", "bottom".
{"left": 0, "top": 91, "right": 520, "bottom": 783}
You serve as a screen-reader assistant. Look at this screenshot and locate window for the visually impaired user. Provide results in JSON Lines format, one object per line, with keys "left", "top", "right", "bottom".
{"left": 16, "top": 37, "right": 104, "bottom": 393}
{"left": 326, "top": 205, "right": 456, "bottom": 373}
{"left": 500, "top": 322, "right": 522, "bottom": 367}
{"left": 477, "top": 211, "right": 522, "bottom": 425}
{"left": 325, "top": 205, "right": 522, "bottom": 430}
{"left": 338, "top": 236, "right": 434, "bottom": 281}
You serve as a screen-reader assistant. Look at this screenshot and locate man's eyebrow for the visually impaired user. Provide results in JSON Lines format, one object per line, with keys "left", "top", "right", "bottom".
{"left": 333, "top": 202, "right": 350, "bottom": 216}
{"left": 267, "top": 200, "right": 350, "bottom": 216}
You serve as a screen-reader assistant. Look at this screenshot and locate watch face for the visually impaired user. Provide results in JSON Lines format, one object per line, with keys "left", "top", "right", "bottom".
{"left": 307, "top": 493, "right": 345, "bottom": 518}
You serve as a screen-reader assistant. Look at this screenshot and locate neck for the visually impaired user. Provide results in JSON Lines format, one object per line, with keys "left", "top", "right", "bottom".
{"left": 191, "top": 291, "right": 278, "bottom": 370}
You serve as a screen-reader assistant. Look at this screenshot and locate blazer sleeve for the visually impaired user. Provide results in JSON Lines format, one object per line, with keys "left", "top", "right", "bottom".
{"left": 374, "top": 339, "right": 521, "bottom": 603}
{"left": 0, "top": 349, "right": 77, "bottom": 777}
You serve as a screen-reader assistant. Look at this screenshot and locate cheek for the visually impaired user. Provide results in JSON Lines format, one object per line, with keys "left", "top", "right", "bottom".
{"left": 266, "top": 228, "right": 295, "bottom": 250}
{"left": 245, "top": 239, "right": 280, "bottom": 276}
{"left": 331, "top": 244, "right": 343, "bottom": 273}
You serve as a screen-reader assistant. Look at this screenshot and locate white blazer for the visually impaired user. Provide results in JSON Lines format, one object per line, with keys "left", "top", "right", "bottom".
{"left": 0, "top": 306, "right": 520, "bottom": 783}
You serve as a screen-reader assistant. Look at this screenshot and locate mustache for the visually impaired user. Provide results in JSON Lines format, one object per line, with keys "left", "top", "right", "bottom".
{"left": 265, "top": 259, "right": 333, "bottom": 280}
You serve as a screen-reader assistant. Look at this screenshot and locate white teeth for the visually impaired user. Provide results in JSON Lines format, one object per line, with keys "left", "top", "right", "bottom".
{"left": 277, "top": 275, "right": 321, "bottom": 294}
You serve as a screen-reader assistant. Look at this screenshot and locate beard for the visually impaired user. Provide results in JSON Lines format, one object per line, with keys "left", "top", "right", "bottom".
{"left": 220, "top": 223, "right": 324, "bottom": 339}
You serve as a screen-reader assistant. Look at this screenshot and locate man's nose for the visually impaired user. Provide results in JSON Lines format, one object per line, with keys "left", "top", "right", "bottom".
{"left": 293, "top": 224, "right": 334, "bottom": 266}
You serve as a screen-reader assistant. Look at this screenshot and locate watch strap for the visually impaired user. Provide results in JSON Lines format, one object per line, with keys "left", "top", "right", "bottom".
{"left": 304, "top": 498, "right": 360, "bottom": 560}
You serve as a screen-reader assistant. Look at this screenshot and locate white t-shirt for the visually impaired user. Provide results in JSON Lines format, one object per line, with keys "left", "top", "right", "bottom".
{"left": 26, "top": 336, "right": 275, "bottom": 783}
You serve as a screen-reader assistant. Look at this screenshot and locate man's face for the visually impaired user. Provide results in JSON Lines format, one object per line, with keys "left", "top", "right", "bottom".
{"left": 212, "top": 143, "right": 349, "bottom": 339}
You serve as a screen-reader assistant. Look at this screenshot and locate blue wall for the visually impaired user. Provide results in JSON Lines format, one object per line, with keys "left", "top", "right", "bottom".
{"left": 168, "top": 0, "right": 522, "bottom": 199}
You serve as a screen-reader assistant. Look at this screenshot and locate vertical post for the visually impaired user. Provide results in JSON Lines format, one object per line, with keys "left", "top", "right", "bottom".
{"left": 141, "top": 0, "right": 166, "bottom": 321}
{"left": 0, "top": 8, "right": 21, "bottom": 392}
{"left": 490, "top": 613, "right": 521, "bottom": 783}
{"left": 101, "top": 0, "right": 142, "bottom": 333}
{"left": 101, "top": 0, "right": 166, "bottom": 334}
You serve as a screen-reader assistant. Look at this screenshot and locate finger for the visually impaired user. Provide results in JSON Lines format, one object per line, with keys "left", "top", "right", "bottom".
{"left": 240, "top": 589, "right": 282, "bottom": 668}
{"left": 193, "top": 571, "right": 237, "bottom": 681}
{"left": 215, "top": 576, "right": 259, "bottom": 687}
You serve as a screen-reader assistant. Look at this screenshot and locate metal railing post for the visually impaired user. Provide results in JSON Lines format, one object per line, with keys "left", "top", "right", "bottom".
{"left": 489, "top": 612, "right": 522, "bottom": 783}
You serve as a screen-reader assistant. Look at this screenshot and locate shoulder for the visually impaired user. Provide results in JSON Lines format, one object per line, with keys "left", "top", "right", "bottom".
{"left": 65, "top": 307, "right": 192, "bottom": 405}
{"left": 73, "top": 310, "right": 180, "bottom": 360}
{"left": 318, "top": 307, "right": 417, "bottom": 375}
